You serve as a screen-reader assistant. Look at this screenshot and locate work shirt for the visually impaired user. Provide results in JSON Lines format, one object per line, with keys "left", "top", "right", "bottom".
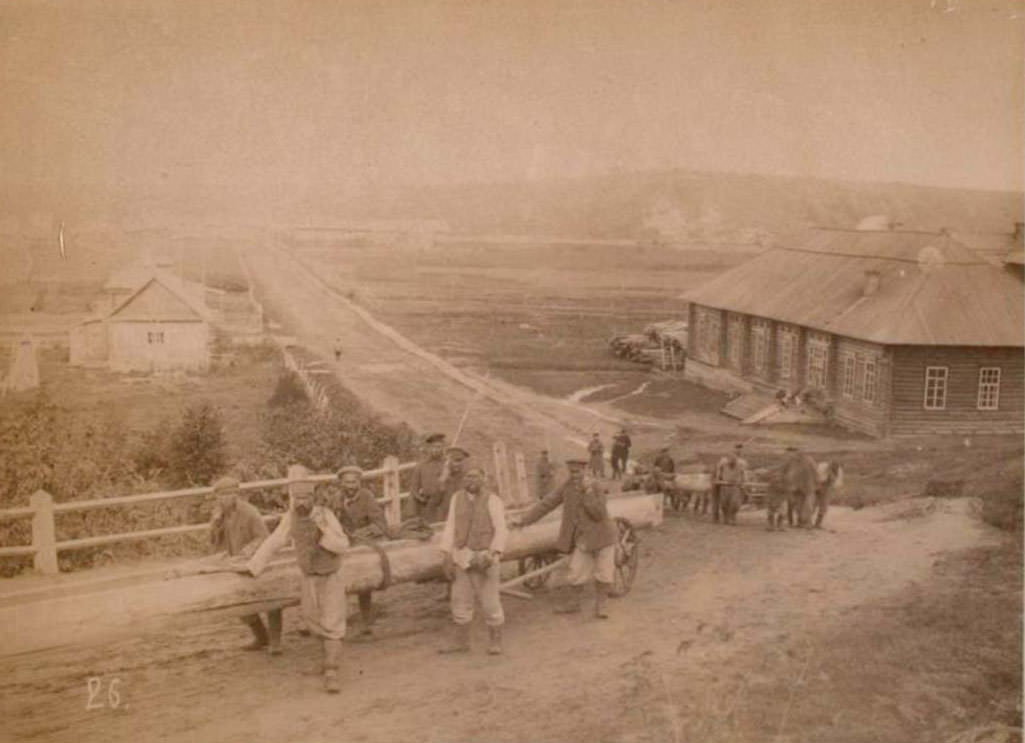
{"left": 411, "top": 457, "right": 448, "bottom": 520}
{"left": 246, "top": 505, "right": 349, "bottom": 577}
{"left": 335, "top": 487, "right": 390, "bottom": 538}
{"left": 611, "top": 433, "right": 632, "bottom": 454}
{"left": 654, "top": 453, "right": 676, "bottom": 474}
{"left": 520, "top": 478, "right": 618, "bottom": 553}
{"left": 210, "top": 500, "right": 268, "bottom": 558}
{"left": 439, "top": 489, "right": 508, "bottom": 569}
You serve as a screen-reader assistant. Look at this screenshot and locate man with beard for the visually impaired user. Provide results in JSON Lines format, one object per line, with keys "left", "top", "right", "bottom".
{"left": 410, "top": 433, "right": 448, "bottom": 522}
{"left": 245, "top": 465, "right": 350, "bottom": 693}
{"left": 438, "top": 466, "right": 508, "bottom": 655}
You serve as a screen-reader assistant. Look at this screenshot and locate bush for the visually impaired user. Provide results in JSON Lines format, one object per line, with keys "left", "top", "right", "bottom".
{"left": 167, "top": 402, "right": 228, "bottom": 487}
{"left": 979, "top": 478, "right": 1023, "bottom": 532}
{"left": 268, "top": 371, "right": 308, "bottom": 408}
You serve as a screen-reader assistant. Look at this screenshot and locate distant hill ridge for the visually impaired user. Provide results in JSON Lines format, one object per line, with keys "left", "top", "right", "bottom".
{"left": 331, "top": 169, "right": 1024, "bottom": 243}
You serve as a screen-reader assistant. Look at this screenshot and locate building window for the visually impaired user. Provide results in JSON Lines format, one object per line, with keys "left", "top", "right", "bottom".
{"left": 806, "top": 337, "right": 829, "bottom": 390}
{"left": 778, "top": 326, "right": 798, "bottom": 384}
{"left": 923, "top": 366, "right": 948, "bottom": 410}
{"left": 147, "top": 331, "right": 165, "bottom": 344}
{"left": 751, "top": 321, "right": 769, "bottom": 377}
{"left": 863, "top": 359, "right": 878, "bottom": 404}
{"left": 977, "top": 367, "right": 1001, "bottom": 410}
{"left": 841, "top": 355, "right": 856, "bottom": 398}
{"left": 727, "top": 316, "right": 744, "bottom": 370}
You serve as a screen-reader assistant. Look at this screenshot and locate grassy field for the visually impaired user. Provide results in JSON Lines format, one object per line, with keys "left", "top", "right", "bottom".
{"left": 299, "top": 240, "right": 748, "bottom": 377}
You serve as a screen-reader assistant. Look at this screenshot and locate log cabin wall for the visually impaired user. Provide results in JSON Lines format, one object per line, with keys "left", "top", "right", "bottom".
{"left": 888, "top": 346, "right": 1024, "bottom": 435}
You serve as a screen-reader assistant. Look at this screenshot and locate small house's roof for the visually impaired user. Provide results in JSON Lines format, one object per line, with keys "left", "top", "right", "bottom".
{"left": 106, "top": 274, "right": 209, "bottom": 323}
{"left": 682, "top": 228, "right": 1024, "bottom": 347}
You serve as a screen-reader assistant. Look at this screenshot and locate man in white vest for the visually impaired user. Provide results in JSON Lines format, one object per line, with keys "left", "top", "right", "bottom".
{"left": 437, "top": 466, "right": 508, "bottom": 656}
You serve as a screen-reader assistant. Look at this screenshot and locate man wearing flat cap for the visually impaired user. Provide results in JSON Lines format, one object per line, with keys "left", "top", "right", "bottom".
{"left": 209, "top": 476, "right": 282, "bottom": 654}
{"left": 511, "top": 458, "right": 619, "bottom": 619}
{"left": 245, "top": 465, "right": 350, "bottom": 693}
{"left": 410, "top": 433, "right": 448, "bottom": 523}
{"left": 438, "top": 466, "right": 508, "bottom": 655}
{"left": 333, "top": 465, "right": 392, "bottom": 638}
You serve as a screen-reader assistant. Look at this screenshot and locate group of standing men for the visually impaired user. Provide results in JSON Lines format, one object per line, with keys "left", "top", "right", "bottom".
{"left": 584, "top": 428, "right": 633, "bottom": 480}
{"left": 211, "top": 430, "right": 624, "bottom": 694}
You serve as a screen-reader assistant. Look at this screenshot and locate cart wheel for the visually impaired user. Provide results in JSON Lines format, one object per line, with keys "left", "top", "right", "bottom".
{"left": 518, "top": 552, "right": 559, "bottom": 590}
{"left": 611, "top": 517, "right": 640, "bottom": 597}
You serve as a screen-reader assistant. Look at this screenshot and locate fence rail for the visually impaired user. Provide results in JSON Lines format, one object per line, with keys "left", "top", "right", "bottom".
{"left": 0, "top": 445, "right": 535, "bottom": 576}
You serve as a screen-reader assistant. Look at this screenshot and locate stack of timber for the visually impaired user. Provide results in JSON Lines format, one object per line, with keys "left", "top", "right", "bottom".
{"left": 3, "top": 492, "right": 662, "bottom": 657}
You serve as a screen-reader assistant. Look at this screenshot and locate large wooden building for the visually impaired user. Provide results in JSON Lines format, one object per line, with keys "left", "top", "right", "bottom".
{"left": 682, "top": 229, "right": 1024, "bottom": 437}
{"left": 70, "top": 272, "right": 211, "bottom": 373}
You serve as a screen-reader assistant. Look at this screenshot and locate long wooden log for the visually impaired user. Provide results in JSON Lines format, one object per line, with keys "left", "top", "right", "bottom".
{"left": 2, "top": 492, "right": 662, "bottom": 657}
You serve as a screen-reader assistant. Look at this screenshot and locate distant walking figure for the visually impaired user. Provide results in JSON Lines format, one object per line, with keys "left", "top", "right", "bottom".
{"left": 610, "top": 428, "right": 631, "bottom": 480}
{"left": 587, "top": 432, "right": 605, "bottom": 479}
{"left": 333, "top": 338, "right": 343, "bottom": 361}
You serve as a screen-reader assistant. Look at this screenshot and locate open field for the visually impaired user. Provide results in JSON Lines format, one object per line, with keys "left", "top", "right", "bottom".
{"left": 296, "top": 240, "right": 749, "bottom": 377}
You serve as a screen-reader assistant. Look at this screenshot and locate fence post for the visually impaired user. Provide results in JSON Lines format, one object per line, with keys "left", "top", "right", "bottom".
{"left": 30, "top": 489, "right": 58, "bottom": 575}
{"left": 513, "top": 451, "right": 530, "bottom": 506}
{"left": 382, "top": 455, "right": 401, "bottom": 527}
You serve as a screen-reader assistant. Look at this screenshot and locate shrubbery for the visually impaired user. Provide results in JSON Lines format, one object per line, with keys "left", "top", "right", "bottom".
{"left": 0, "top": 360, "right": 417, "bottom": 575}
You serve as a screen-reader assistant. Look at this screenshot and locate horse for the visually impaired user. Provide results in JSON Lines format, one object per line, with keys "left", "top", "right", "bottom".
{"left": 765, "top": 453, "right": 818, "bottom": 531}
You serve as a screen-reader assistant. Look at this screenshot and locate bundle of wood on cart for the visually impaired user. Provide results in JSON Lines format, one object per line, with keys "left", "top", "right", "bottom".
{"left": 2, "top": 491, "right": 662, "bottom": 657}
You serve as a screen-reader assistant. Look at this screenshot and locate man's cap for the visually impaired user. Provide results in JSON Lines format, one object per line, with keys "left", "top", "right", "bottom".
{"left": 337, "top": 465, "right": 363, "bottom": 478}
{"left": 212, "top": 476, "right": 240, "bottom": 493}
{"left": 465, "top": 465, "right": 486, "bottom": 476}
{"left": 785, "top": 445, "right": 799, "bottom": 452}
{"left": 446, "top": 446, "right": 469, "bottom": 459}
{"left": 659, "top": 445, "right": 670, "bottom": 451}
{"left": 425, "top": 432, "right": 446, "bottom": 444}
{"left": 566, "top": 458, "right": 588, "bottom": 467}
{"left": 733, "top": 443, "right": 744, "bottom": 451}
{"left": 287, "top": 464, "right": 316, "bottom": 491}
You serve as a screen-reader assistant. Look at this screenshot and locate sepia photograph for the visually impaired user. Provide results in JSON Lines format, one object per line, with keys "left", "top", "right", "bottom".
{"left": 1, "top": 1, "right": 1022, "bottom": 741}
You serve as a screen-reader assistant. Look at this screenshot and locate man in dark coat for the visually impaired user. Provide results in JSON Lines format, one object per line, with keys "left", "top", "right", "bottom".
{"left": 333, "top": 465, "right": 393, "bottom": 638}
{"left": 511, "top": 459, "right": 619, "bottom": 619}
{"left": 610, "top": 428, "right": 632, "bottom": 479}
{"left": 535, "top": 449, "right": 557, "bottom": 499}
{"left": 653, "top": 445, "right": 676, "bottom": 476}
{"left": 410, "top": 433, "right": 448, "bottom": 522}
{"left": 209, "top": 476, "right": 282, "bottom": 654}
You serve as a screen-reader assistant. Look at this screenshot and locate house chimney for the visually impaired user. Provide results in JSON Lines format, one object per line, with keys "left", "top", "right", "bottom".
{"left": 863, "top": 270, "right": 881, "bottom": 296}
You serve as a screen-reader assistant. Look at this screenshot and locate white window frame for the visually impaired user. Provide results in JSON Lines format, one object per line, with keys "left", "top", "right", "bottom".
{"left": 778, "top": 327, "right": 797, "bottom": 383}
{"left": 751, "top": 321, "right": 769, "bottom": 376}
{"left": 841, "top": 355, "right": 856, "bottom": 399}
{"left": 977, "top": 367, "right": 1001, "bottom": 410}
{"left": 806, "top": 343, "right": 827, "bottom": 390}
{"left": 862, "top": 359, "right": 878, "bottom": 404}
{"left": 923, "top": 366, "right": 948, "bottom": 410}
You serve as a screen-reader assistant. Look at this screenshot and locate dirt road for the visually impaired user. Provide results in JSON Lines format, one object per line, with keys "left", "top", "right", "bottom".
{"left": 2, "top": 500, "right": 1005, "bottom": 743}
{"left": 243, "top": 243, "right": 635, "bottom": 464}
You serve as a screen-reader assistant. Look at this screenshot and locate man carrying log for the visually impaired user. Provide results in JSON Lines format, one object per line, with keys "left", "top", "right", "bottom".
{"left": 410, "top": 432, "right": 448, "bottom": 523}
{"left": 510, "top": 459, "right": 619, "bottom": 619}
{"left": 209, "top": 476, "right": 283, "bottom": 655}
{"left": 244, "top": 465, "right": 350, "bottom": 694}
{"left": 333, "top": 465, "right": 393, "bottom": 639}
{"left": 438, "top": 466, "right": 508, "bottom": 655}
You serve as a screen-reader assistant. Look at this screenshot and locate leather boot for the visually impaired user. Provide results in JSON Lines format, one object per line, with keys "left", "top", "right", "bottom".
{"left": 266, "top": 609, "right": 283, "bottom": 655}
{"left": 594, "top": 582, "right": 611, "bottom": 619}
{"left": 241, "top": 614, "right": 269, "bottom": 650}
{"left": 323, "top": 639, "right": 342, "bottom": 694}
{"left": 487, "top": 626, "right": 503, "bottom": 655}
{"left": 554, "top": 584, "right": 583, "bottom": 614}
{"left": 358, "top": 592, "right": 374, "bottom": 637}
{"left": 438, "top": 622, "right": 471, "bottom": 654}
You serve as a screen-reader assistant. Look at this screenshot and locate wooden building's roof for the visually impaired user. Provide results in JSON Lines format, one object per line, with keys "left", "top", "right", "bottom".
{"left": 682, "top": 229, "right": 1024, "bottom": 347}
{"left": 107, "top": 275, "right": 208, "bottom": 323}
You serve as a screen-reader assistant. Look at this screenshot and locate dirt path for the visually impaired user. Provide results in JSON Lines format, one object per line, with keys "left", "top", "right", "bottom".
{"left": 244, "top": 244, "right": 645, "bottom": 463}
{"left": 1, "top": 500, "right": 1001, "bottom": 743}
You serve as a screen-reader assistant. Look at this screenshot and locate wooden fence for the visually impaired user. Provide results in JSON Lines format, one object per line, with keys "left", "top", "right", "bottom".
{"left": 0, "top": 445, "right": 536, "bottom": 576}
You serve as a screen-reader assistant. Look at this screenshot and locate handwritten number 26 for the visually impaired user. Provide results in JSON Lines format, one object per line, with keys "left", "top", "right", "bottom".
{"left": 86, "top": 677, "right": 121, "bottom": 710}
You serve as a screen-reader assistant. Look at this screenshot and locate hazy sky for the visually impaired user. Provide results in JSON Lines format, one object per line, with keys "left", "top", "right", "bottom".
{"left": 1, "top": 0, "right": 1022, "bottom": 208}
